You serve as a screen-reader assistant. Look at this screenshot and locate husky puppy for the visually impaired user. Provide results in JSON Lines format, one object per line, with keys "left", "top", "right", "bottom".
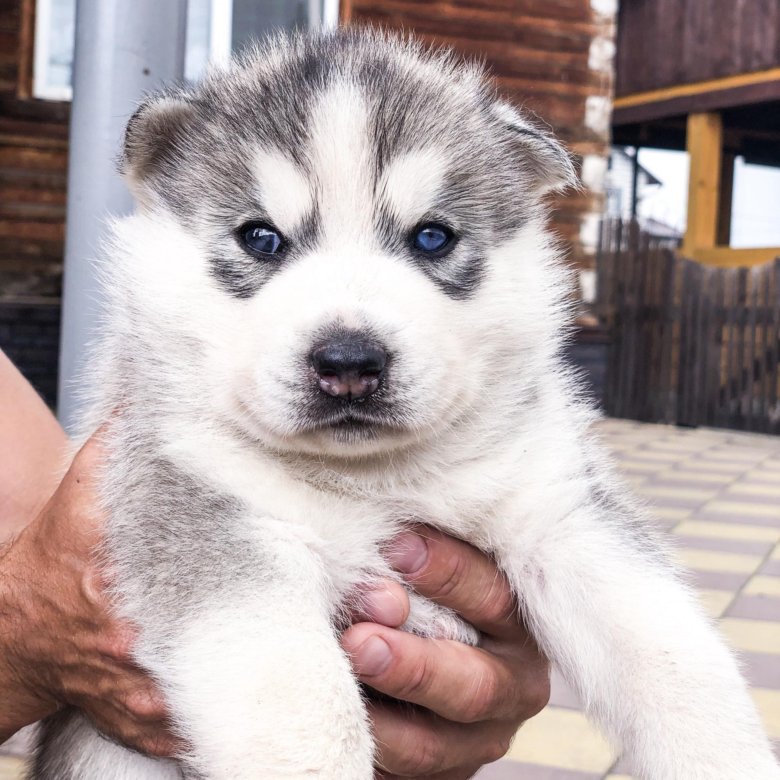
{"left": 35, "top": 28, "right": 778, "bottom": 780}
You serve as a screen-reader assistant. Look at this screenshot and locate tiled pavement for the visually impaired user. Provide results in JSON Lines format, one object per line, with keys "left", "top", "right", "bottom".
{"left": 2, "top": 419, "right": 779, "bottom": 778}
{"left": 479, "top": 418, "right": 780, "bottom": 779}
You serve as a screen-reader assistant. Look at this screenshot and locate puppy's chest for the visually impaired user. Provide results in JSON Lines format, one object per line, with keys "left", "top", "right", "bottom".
{"left": 238, "top": 462, "right": 503, "bottom": 582}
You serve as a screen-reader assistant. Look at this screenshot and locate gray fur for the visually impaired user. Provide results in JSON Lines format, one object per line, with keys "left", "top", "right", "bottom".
{"left": 122, "top": 28, "right": 572, "bottom": 301}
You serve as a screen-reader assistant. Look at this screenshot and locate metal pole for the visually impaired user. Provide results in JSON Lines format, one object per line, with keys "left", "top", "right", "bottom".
{"left": 58, "top": 0, "right": 188, "bottom": 433}
{"left": 630, "top": 146, "right": 641, "bottom": 221}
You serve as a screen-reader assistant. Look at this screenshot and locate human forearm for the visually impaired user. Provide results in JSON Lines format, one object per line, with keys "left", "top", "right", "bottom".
{"left": 0, "top": 350, "right": 68, "bottom": 540}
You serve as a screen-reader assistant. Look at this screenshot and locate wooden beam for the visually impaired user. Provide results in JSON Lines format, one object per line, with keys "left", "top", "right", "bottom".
{"left": 613, "top": 80, "right": 780, "bottom": 127}
{"left": 614, "top": 67, "right": 780, "bottom": 109}
{"left": 691, "top": 247, "right": 780, "bottom": 268}
{"left": 683, "top": 112, "right": 722, "bottom": 256}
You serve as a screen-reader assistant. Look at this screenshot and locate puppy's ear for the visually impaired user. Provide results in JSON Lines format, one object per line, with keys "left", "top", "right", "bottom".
{"left": 493, "top": 101, "right": 578, "bottom": 195}
{"left": 121, "top": 93, "right": 195, "bottom": 192}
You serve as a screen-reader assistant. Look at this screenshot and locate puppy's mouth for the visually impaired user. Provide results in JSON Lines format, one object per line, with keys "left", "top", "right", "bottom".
{"left": 319, "top": 406, "right": 393, "bottom": 431}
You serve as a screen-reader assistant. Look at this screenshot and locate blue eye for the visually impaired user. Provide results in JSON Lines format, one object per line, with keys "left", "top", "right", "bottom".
{"left": 412, "top": 223, "right": 455, "bottom": 255}
{"left": 240, "top": 222, "right": 284, "bottom": 257}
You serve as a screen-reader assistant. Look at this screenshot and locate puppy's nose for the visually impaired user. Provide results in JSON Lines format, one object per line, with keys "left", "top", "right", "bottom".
{"left": 311, "top": 338, "right": 387, "bottom": 400}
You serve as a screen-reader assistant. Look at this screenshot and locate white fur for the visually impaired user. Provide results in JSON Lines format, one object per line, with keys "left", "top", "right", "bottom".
{"left": 253, "top": 150, "right": 313, "bottom": 234}
{"left": 39, "top": 32, "right": 780, "bottom": 780}
{"left": 380, "top": 149, "right": 449, "bottom": 225}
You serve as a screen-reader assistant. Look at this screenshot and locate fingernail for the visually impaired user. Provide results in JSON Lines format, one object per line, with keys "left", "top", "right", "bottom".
{"left": 351, "top": 635, "right": 392, "bottom": 677}
{"left": 386, "top": 532, "right": 428, "bottom": 576}
{"left": 361, "top": 587, "right": 407, "bottom": 627}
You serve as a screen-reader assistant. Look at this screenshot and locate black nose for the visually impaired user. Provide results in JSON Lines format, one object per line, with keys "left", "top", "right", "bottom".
{"left": 311, "top": 337, "right": 387, "bottom": 400}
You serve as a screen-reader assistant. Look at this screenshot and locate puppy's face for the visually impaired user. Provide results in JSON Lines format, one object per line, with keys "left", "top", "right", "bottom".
{"left": 119, "top": 31, "right": 575, "bottom": 457}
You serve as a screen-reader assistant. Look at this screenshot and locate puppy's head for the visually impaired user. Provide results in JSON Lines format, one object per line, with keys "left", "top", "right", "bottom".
{"left": 115, "top": 29, "right": 576, "bottom": 457}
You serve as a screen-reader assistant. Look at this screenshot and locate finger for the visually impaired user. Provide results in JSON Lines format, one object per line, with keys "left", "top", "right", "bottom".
{"left": 342, "top": 624, "right": 540, "bottom": 723}
{"left": 386, "top": 529, "right": 520, "bottom": 640}
{"left": 370, "top": 702, "right": 513, "bottom": 777}
{"left": 84, "top": 692, "right": 181, "bottom": 758}
{"left": 95, "top": 709, "right": 182, "bottom": 759}
{"left": 352, "top": 581, "right": 410, "bottom": 627}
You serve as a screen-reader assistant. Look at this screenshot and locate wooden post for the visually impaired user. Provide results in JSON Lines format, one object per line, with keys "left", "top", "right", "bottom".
{"left": 340, "top": 0, "right": 354, "bottom": 23}
{"left": 683, "top": 112, "right": 722, "bottom": 257}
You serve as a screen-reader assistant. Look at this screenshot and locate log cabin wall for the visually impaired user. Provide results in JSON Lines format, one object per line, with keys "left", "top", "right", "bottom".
{"left": 0, "top": 0, "right": 68, "bottom": 406}
{"left": 341, "top": 0, "right": 618, "bottom": 273}
{"left": 0, "top": 0, "right": 618, "bottom": 407}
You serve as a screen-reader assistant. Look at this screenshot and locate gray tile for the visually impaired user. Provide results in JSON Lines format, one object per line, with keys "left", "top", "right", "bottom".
{"left": 760, "top": 560, "right": 780, "bottom": 576}
{"left": 608, "top": 753, "right": 633, "bottom": 775}
{"left": 691, "top": 511, "right": 780, "bottom": 529}
{"left": 475, "top": 762, "right": 599, "bottom": 780}
{"left": 642, "top": 495, "right": 711, "bottom": 510}
{"left": 736, "top": 650, "right": 780, "bottom": 690}
{"left": 673, "top": 535, "right": 773, "bottom": 556}
{"left": 718, "top": 491, "right": 780, "bottom": 507}
{"left": 686, "top": 570, "right": 752, "bottom": 591}
{"left": 726, "top": 594, "right": 780, "bottom": 621}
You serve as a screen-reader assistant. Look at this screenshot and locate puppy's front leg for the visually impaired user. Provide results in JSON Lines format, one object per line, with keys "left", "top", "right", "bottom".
{"left": 505, "top": 500, "right": 779, "bottom": 779}
{"left": 146, "top": 538, "right": 373, "bottom": 780}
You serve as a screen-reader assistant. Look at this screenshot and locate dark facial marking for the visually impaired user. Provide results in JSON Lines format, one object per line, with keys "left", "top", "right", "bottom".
{"left": 209, "top": 204, "right": 322, "bottom": 299}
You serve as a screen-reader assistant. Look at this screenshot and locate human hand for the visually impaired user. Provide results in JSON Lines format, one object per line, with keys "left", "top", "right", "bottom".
{"left": 0, "top": 435, "right": 177, "bottom": 756}
{"left": 341, "top": 528, "right": 550, "bottom": 779}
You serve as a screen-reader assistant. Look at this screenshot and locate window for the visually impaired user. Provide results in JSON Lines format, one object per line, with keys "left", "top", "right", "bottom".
{"left": 730, "top": 157, "right": 780, "bottom": 249}
{"left": 33, "top": 0, "right": 76, "bottom": 100}
{"left": 32, "top": 0, "right": 339, "bottom": 101}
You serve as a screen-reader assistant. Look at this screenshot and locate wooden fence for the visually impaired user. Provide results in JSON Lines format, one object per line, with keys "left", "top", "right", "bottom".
{"left": 597, "top": 220, "right": 780, "bottom": 434}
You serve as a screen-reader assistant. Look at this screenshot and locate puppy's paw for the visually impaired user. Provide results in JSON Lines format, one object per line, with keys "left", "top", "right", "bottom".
{"left": 402, "top": 591, "right": 480, "bottom": 645}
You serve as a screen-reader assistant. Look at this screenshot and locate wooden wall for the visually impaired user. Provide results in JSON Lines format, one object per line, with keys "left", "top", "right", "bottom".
{"left": 616, "top": 0, "right": 780, "bottom": 97}
{"left": 341, "top": 0, "right": 617, "bottom": 270}
{"left": 0, "top": 0, "right": 616, "bottom": 293}
{"left": 0, "top": 0, "right": 69, "bottom": 302}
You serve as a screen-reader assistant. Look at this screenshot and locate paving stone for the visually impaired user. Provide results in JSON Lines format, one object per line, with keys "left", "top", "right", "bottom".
{"left": 727, "top": 594, "right": 780, "bottom": 621}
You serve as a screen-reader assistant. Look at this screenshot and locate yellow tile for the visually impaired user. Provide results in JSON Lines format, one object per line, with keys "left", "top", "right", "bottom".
{"left": 705, "top": 450, "right": 765, "bottom": 461}
{"left": 626, "top": 450, "right": 687, "bottom": 462}
{"left": 0, "top": 757, "right": 26, "bottom": 780}
{"left": 506, "top": 706, "right": 616, "bottom": 773}
{"left": 697, "top": 589, "right": 735, "bottom": 618}
{"left": 727, "top": 483, "right": 780, "bottom": 499}
{"left": 679, "top": 461, "right": 749, "bottom": 473}
{"left": 640, "top": 486, "right": 716, "bottom": 501}
{"left": 673, "top": 520, "right": 780, "bottom": 543}
{"left": 679, "top": 549, "right": 762, "bottom": 574}
{"left": 651, "top": 438, "right": 712, "bottom": 451}
{"left": 743, "top": 576, "right": 780, "bottom": 597}
{"left": 752, "top": 688, "right": 780, "bottom": 740}
{"left": 705, "top": 501, "right": 780, "bottom": 520}
{"left": 651, "top": 507, "right": 692, "bottom": 521}
{"left": 657, "top": 470, "right": 734, "bottom": 484}
{"left": 618, "top": 460, "right": 667, "bottom": 474}
{"left": 605, "top": 776, "right": 635, "bottom": 780}
{"left": 719, "top": 618, "right": 780, "bottom": 654}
